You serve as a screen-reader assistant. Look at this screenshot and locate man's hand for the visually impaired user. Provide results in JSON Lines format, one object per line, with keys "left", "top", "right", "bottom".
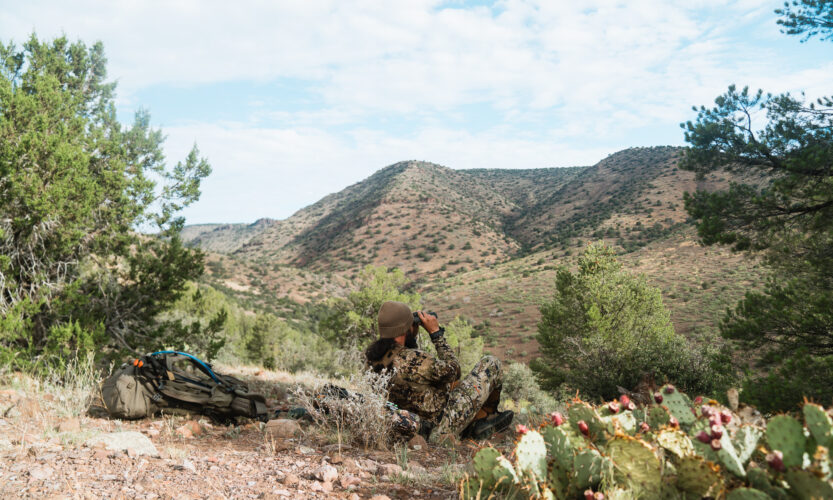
{"left": 417, "top": 311, "right": 440, "bottom": 334}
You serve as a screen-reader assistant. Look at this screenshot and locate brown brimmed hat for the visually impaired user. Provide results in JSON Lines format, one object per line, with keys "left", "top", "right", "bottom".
{"left": 378, "top": 301, "right": 412, "bottom": 339}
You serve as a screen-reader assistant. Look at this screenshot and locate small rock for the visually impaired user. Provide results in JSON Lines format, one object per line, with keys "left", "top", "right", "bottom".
{"left": 85, "top": 432, "right": 159, "bottom": 457}
{"left": 57, "top": 417, "right": 81, "bottom": 433}
{"left": 183, "top": 420, "right": 203, "bottom": 436}
{"left": 265, "top": 419, "right": 301, "bottom": 438}
{"left": 340, "top": 475, "right": 361, "bottom": 489}
{"left": 145, "top": 428, "right": 161, "bottom": 438}
{"left": 370, "top": 495, "right": 392, "bottom": 500}
{"left": 727, "top": 388, "right": 739, "bottom": 411}
{"left": 408, "top": 434, "right": 428, "bottom": 450}
{"left": 329, "top": 452, "right": 343, "bottom": 464}
{"left": 0, "top": 389, "right": 19, "bottom": 400}
{"left": 102, "top": 474, "right": 118, "bottom": 481}
{"left": 298, "top": 445, "right": 315, "bottom": 455}
{"left": 313, "top": 464, "right": 338, "bottom": 483}
{"left": 181, "top": 459, "right": 196, "bottom": 473}
{"left": 29, "top": 466, "right": 53, "bottom": 481}
{"left": 18, "top": 398, "right": 41, "bottom": 419}
{"left": 376, "top": 463, "right": 403, "bottom": 476}
{"left": 175, "top": 425, "right": 194, "bottom": 439}
{"left": 282, "top": 473, "right": 300, "bottom": 486}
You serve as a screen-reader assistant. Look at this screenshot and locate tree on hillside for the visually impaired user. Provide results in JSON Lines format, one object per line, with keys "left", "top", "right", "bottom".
{"left": 0, "top": 35, "right": 220, "bottom": 369}
{"left": 531, "top": 242, "right": 729, "bottom": 400}
{"left": 319, "top": 265, "right": 421, "bottom": 347}
{"left": 680, "top": 9, "right": 833, "bottom": 410}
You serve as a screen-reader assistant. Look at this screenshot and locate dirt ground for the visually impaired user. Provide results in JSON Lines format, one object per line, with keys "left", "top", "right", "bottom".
{"left": 0, "top": 374, "right": 510, "bottom": 499}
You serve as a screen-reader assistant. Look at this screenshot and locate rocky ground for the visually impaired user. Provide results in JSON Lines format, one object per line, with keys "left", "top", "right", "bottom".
{"left": 0, "top": 380, "right": 491, "bottom": 499}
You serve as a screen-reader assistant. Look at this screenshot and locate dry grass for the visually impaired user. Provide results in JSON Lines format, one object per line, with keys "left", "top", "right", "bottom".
{"left": 293, "top": 369, "right": 395, "bottom": 451}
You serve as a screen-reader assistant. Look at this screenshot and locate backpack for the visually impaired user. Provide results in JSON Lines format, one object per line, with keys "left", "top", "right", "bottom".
{"left": 101, "top": 351, "right": 269, "bottom": 424}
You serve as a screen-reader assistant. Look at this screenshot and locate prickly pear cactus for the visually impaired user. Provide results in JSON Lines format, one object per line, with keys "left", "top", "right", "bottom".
{"left": 803, "top": 402, "right": 833, "bottom": 450}
{"left": 515, "top": 430, "right": 547, "bottom": 481}
{"left": 767, "top": 414, "right": 807, "bottom": 468}
{"left": 568, "top": 402, "right": 606, "bottom": 439}
{"left": 656, "top": 429, "right": 693, "bottom": 458}
{"left": 785, "top": 468, "right": 833, "bottom": 499}
{"left": 461, "top": 389, "right": 833, "bottom": 500}
{"left": 572, "top": 448, "right": 608, "bottom": 489}
{"left": 732, "top": 425, "right": 763, "bottom": 465}
{"left": 726, "top": 488, "right": 773, "bottom": 500}
{"left": 647, "top": 405, "right": 670, "bottom": 429}
{"left": 541, "top": 425, "right": 579, "bottom": 466}
{"left": 675, "top": 455, "right": 723, "bottom": 497}
{"left": 472, "top": 446, "right": 502, "bottom": 489}
{"left": 607, "top": 436, "right": 662, "bottom": 498}
{"left": 601, "top": 410, "right": 637, "bottom": 435}
{"left": 659, "top": 385, "right": 696, "bottom": 427}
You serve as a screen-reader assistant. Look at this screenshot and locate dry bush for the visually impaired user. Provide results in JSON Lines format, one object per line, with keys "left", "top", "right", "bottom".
{"left": 293, "top": 369, "right": 394, "bottom": 450}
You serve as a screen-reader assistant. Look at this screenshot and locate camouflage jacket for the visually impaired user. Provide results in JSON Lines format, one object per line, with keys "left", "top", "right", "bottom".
{"left": 366, "top": 333, "right": 461, "bottom": 423}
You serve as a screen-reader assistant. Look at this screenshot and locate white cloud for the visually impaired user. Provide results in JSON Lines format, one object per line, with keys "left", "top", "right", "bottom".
{"left": 2, "top": 0, "right": 828, "bottom": 223}
{"left": 165, "top": 121, "right": 611, "bottom": 223}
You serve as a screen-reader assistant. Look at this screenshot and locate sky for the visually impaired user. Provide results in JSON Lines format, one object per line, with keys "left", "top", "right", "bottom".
{"left": 2, "top": 0, "right": 830, "bottom": 224}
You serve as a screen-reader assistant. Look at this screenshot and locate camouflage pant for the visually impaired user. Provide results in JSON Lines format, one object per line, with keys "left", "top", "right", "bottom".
{"left": 429, "top": 355, "right": 503, "bottom": 441}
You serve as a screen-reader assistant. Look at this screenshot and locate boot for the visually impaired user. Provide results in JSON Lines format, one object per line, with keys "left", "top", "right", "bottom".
{"left": 461, "top": 410, "right": 514, "bottom": 440}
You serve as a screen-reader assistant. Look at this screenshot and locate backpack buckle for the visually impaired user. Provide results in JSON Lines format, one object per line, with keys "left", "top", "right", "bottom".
{"left": 151, "top": 392, "right": 162, "bottom": 402}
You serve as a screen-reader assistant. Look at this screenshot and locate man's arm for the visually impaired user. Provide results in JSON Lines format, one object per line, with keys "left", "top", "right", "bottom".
{"left": 418, "top": 311, "right": 461, "bottom": 383}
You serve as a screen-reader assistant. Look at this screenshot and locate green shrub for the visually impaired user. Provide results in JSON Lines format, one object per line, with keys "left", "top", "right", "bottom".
{"left": 533, "top": 242, "right": 733, "bottom": 400}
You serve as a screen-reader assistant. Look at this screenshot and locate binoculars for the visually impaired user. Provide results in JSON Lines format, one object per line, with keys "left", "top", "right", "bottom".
{"left": 412, "top": 311, "right": 438, "bottom": 326}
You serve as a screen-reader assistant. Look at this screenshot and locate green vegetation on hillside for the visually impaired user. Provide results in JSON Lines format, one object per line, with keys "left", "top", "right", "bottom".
{"left": 0, "top": 36, "right": 215, "bottom": 369}
{"left": 681, "top": 8, "right": 833, "bottom": 411}
{"left": 532, "top": 242, "right": 731, "bottom": 400}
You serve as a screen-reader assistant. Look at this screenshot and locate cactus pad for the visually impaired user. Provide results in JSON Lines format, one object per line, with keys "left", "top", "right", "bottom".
{"left": 675, "top": 455, "right": 722, "bottom": 497}
{"left": 568, "top": 402, "right": 606, "bottom": 439}
{"left": 660, "top": 389, "right": 696, "bottom": 427}
{"left": 493, "top": 455, "right": 519, "bottom": 487}
{"left": 726, "top": 488, "right": 773, "bottom": 500}
{"left": 656, "top": 429, "right": 694, "bottom": 458}
{"left": 647, "top": 405, "right": 670, "bottom": 429}
{"left": 714, "top": 431, "right": 747, "bottom": 478}
{"left": 803, "top": 403, "right": 833, "bottom": 450}
{"left": 572, "top": 448, "right": 608, "bottom": 489}
{"left": 542, "top": 425, "right": 579, "bottom": 467}
{"left": 785, "top": 468, "right": 833, "bottom": 499}
{"left": 607, "top": 436, "right": 662, "bottom": 498}
{"left": 473, "top": 447, "right": 502, "bottom": 488}
{"left": 601, "top": 411, "right": 637, "bottom": 435}
{"left": 732, "top": 425, "right": 763, "bottom": 465}
{"left": 766, "top": 414, "right": 807, "bottom": 468}
{"left": 516, "top": 430, "right": 548, "bottom": 481}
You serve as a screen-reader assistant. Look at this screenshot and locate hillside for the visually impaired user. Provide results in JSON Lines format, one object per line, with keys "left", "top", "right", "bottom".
{"left": 183, "top": 146, "right": 763, "bottom": 361}
{"left": 184, "top": 146, "right": 734, "bottom": 275}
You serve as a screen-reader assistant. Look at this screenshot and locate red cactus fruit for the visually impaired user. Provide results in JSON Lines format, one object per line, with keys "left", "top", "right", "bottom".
{"left": 619, "top": 395, "right": 631, "bottom": 406}
{"left": 694, "top": 396, "right": 703, "bottom": 404}
{"left": 626, "top": 401, "right": 636, "bottom": 411}
{"left": 710, "top": 424, "right": 723, "bottom": 440}
{"left": 701, "top": 405, "right": 713, "bottom": 417}
{"left": 516, "top": 424, "right": 529, "bottom": 435}
{"left": 669, "top": 416, "right": 679, "bottom": 428}
{"left": 578, "top": 420, "right": 590, "bottom": 436}
{"left": 767, "top": 450, "right": 785, "bottom": 472}
{"left": 594, "top": 493, "right": 605, "bottom": 500}
{"left": 664, "top": 385, "right": 676, "bottom": 394}
{"left": 710, "top": 438, "right": 722, "bottom": 451}
{"left": 550, "top": 411, "right": 564, "bottom": 427}
{"left": 654, "top": 392, "right": 663, "bottom": 404}
{"left": 696, "top": 431, "right": 711, "bottom": 443}
{"left": 608, "top": 401, "right": 620, "bottom": 414}
{"left": 640, "top": 422, "right": 650, "bottom": 432}
{"left": 720, "top": 411, "right": 732, "bottom": 424}
{"left": 584, "top": 490, "right": 595, "bottom": 500}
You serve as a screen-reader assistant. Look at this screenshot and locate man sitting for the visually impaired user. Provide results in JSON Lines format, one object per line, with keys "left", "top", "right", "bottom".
{"left": 364, "top": 300, "right": 513, "bottom": 442}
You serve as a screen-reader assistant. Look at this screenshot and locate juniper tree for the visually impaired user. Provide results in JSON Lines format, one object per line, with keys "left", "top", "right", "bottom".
{"left": 0, "top": 35, "right": 222, "bottom": 368}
